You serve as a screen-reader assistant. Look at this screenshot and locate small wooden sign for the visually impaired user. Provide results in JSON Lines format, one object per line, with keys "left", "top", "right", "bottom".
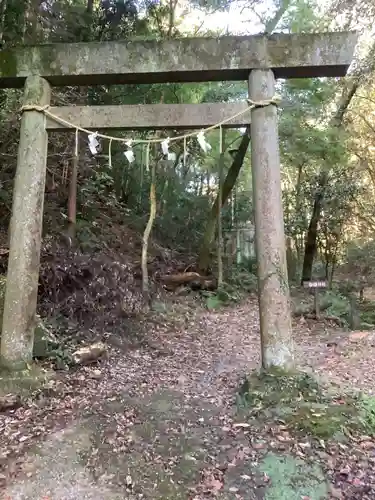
{"left": 302, "top": 280, "right": 327, "bottom": 289}
{"left": 302, "top": 280, "right": 327, "bottom": 319}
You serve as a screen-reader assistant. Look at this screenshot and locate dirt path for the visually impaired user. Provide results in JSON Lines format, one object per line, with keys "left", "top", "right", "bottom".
{"left": 1, "top": 298, "right": 375, "bottom": 499}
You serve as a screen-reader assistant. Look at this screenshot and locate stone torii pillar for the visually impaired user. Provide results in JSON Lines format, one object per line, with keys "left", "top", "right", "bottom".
{"left": 0, "top": 76, "right": 50, "bottom": 370}
{"left": 249, "top": 69, "right": 294, "bottom": 370}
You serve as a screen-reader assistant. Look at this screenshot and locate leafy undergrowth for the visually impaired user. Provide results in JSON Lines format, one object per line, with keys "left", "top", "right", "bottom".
{"left": 237, "top": 368, "right": 375, "bottom": 440}
{"left": 292, "top": 285, "right": 375, "bottom": 330}
{"left": 203, "top": 270, "right": 258, "bottom": 310}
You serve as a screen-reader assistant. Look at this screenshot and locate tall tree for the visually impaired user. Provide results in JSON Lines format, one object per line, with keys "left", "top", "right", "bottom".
{"left": 301, "top": 79, "right": 359, "bottom": 283}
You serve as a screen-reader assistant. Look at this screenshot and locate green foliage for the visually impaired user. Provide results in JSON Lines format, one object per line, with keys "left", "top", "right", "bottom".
{"left": 203, "top": 283, "right": 241, "bottom": 310}
{"left": 202, "top": 269, "right": 257, "bottom": 310}
{"left": 357, "top": 395, "right": 375, "bottom": 435}
{"left": 228, "top": 267, "right": 258, "bottom": 292}
{"left": 344, "top": 240, "right": 375, "bottom": 278}
{"left": 33, "top": 319, "right": 74, "bottom": 370}
{"left": 297, "top": 288, "right": 375, "bottom": 329}
{"left": 322, "top": 290, "right": 350, "bottom": 323}
{"left": 283, "top": 0, "right": 330, "bottom": 33}
{"left": 3, "top": 0, "right": 29, "bottom": 44}
{"left": 358, "top": 301, "right": 375, "bottom": 328}
{"left": 204, "top": 294, "right": 222, "bottom": 310}
{"left": 319, "top": 285, "right": 375, "bottom": 328}
{"left": 237, "top": 368, "right": 321, "bottom": 409}
{"left": 187, "top": 0, "right": 232, "bottom": 12}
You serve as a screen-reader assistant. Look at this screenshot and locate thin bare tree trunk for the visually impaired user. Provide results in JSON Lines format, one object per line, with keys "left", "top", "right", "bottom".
{"left": 294, "top": 162, "right": 304, "bottom": 258}
{"left": 217, "top": 130, "right": 226, "bottom": 287}
{"left": 0, "top": 0, "right": 8, "bottom": 45}
{"left": 167, "top": 0, "right": 178, "bottom": 38}
{"left": 67, "top": 133, "right": 79, "bottom": 241}
{"left": 142, "top": 147, "right": 156, "bottom": 293}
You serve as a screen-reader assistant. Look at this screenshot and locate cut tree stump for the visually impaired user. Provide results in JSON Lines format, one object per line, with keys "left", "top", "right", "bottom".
{"left": 0, "top": 394, "right": 21, "bottom": 412}
{"left": 72, "top": 342, "right": 108, "bottom": 366}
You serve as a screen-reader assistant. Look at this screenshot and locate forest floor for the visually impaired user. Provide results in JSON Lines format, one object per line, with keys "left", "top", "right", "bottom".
{"left": 1, "top": 297, "right": 375, "bottom": 500}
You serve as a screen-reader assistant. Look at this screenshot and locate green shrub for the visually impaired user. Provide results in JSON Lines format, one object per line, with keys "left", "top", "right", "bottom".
{"left": 322, "top": 290, "right": 350, "bottom": 318}
{"left": 203, "top": 283, "right": 241, "bottom": 310}
{"left": 227, "top": 268, "right": 258, "bottom": 293}
{"left": 202, "top": 274, "right": 256, "bottom": 310}
{"left": 357, "top": 395, "right": 375, "bottom": 435}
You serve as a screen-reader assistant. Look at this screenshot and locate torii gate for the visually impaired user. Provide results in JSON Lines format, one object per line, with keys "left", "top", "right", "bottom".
{"left": 0, "top": 32, "right": 357, "bottom": 370}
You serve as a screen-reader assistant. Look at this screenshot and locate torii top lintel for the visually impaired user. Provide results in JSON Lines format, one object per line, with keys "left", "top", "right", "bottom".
{"left": 0, "top": 32, "right": 358, "bottom": 88}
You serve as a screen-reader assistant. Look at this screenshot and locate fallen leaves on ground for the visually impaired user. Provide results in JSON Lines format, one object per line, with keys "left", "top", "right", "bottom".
{"left": 1, "top": 297, "right": 375, "bottom": 498}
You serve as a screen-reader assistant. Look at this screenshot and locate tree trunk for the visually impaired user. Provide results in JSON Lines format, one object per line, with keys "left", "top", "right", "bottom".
{"left": 300, "top": 79, "right": 359, "bottom": 283}
{"left": 206, "top": 170, "right": 211, "bottom": 197}
{"left": 264, "top": 0, "right": 292, "bottom": 33}
{"left": 167, "top": 0, "right": 177, "bottom": 38}
{"left": 300, "top": 184, "right": 324, "bottom": 283}
{"left": 141, "top": 146, "right": 156, "bottom": 294}
{"left": 217, "top": 130, "right": 226, "bottom": 286}
{"left": 0, "top": 0, "right": 7, "bottom": 45}
{"left": 294, "top": 162, "right": 304, "bottom": 258}
{"left": 198, "top": 128, "right": 250, "bottom": 273}
{"left": 67, "top": 133, "right": 79, "bottom": 241}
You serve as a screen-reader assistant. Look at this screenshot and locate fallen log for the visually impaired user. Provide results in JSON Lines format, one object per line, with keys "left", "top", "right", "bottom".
{"left": 159, "top": 272, "right": 200, "bottom": 285}
{"left": 158, "top": 272, "right": 217, "bottom": 291}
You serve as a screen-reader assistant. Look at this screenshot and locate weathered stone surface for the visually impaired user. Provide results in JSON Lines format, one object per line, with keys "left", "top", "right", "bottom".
{"left": 46, "top": 102, "right": 251, "bottom": 130}
{"left": 0, "top": 76, "right": 50, "bottom": 370}
{"left": 0, "top": 32, "right": 358, "bottom": 88}
{"left": 249, "top": 69, "right": 294, "bottom": 370}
